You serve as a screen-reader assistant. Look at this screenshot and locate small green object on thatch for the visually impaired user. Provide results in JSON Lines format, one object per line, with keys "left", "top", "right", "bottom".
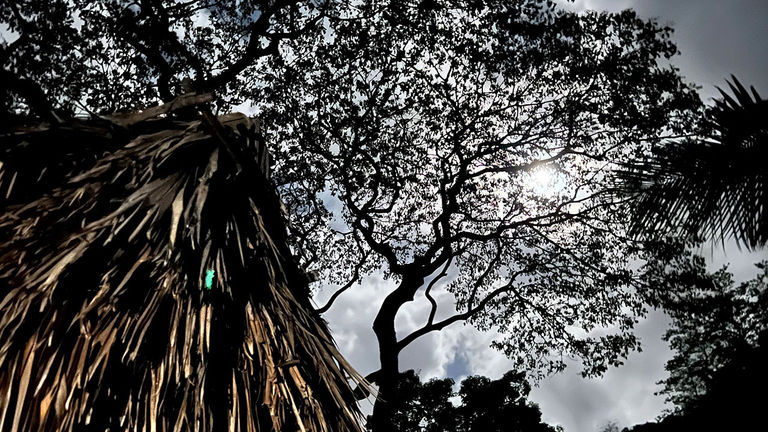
{"left": 0, "top": 94, "right": 367, "bottom": 432}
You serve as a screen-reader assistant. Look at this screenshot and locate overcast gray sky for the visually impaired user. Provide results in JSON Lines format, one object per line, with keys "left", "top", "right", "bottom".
{"left": 565, "top": 0, "right": 768, "bottom": 99}
{"left": 316, "top": 1, "right": 768, "bottom": 431}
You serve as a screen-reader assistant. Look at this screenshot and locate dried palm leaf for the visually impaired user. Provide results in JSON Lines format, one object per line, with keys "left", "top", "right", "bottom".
{"left": 0, "top": 95, "right": 366, "bottom": 432}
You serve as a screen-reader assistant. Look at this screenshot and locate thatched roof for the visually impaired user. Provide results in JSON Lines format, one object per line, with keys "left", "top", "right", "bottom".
{"left": 0, "top": 94, "right": 366, "bottom": 431}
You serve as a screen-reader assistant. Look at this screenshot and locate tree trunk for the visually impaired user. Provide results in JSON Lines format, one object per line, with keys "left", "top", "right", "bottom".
{"left": 368, "top": 274, "right": 425, "bottom": 431}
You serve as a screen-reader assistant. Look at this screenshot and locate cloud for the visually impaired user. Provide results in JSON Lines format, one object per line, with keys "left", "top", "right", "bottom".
{"left": 315, "top": 256, "right": 759, "bottom": 432}
{"left": 314, "top": 259, "right": 739, "bottom": 432}
{"left": 561, "top": 0, "right": 768, "bottom": 99}
{"left": 529, "top": 311, "right": 673, "bottom": 432}
{"left": 314, "top": 274, "right": 390, "bottom": 377}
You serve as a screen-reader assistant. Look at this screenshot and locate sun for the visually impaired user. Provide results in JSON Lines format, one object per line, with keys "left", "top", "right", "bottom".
{"left": 530, "top": 166, "right": 557, "bottom": 196}
{"left": 532, "top": 166, "right": 552, "bottom": 186}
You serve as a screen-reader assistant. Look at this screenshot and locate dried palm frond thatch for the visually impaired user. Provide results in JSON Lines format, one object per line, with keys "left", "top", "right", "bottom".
{"left": 0, "top": 94, "right": 366, "bottom": 432}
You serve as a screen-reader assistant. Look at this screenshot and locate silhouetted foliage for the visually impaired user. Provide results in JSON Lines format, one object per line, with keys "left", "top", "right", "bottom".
{"left": 599, "top": 421, "right": 620, "bottom": 432}
{"left": 256, "top": 4, "right": 700, "bottom": 427}
{"left": 625, "top": 331, "right": 768, "bottom": 431}
{"left": 617, "top": 76, "right": 768, "bottom": 431}
{"left": 625, "top": 257, "right": 768, "bottom": 431}
{"left": 617, "top": 76, "right": 768, "bottom": 249}
{"left": 642, "top": 253, "right": 768, "bottom": 411}
{"left": 1, "top": 1, "right": 706, "bottom": 430}
{"left": 382, "top": 370, "right": 560, "bottom": 432}
{"left": 383, "top": 370, "right": 456, "bottom": 432}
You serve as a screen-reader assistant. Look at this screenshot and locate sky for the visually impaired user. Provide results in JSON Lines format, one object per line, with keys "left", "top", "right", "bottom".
{"left": 315, "top": 1, "right": 768, "bottom": 431}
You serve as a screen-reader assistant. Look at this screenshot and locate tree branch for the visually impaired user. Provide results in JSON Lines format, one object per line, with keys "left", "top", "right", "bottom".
{"left": 397, "top": 280, "right": 534, "bottom": 351}
{"left": 0, "top": 69, "right": 58, "bottom": 123}
{"left": 120, "top": 36, "right": 174, "bottom": 101}
{"left": 467, "top": 241, "right": 502, "bottom": 310}
{"left": 146, "top": 0, "right": 207, "bottom": 81}
{"left": 423, "top": 256, "right": 453, "bottom": 327}
{"left": 109, "top": 92, "right": 214, "bottom": 127}
{"left": 315, "top": 250, "right": 370, "bottom": 314}
{"left": 199, "top": 0, "right": 323, "bottom": 91}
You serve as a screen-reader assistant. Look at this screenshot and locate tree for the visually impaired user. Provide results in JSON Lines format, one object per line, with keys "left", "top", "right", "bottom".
{"left": 617, "top": 77, "right": 768, "bottom": 249}
{"left": 259, "top": 4, "right": 699, "bottom": 428}
{"left": 2, "top": 1, "right": 703, "bottom": 430}
{"left": 599, "top": 421, "right": 620, "bottom": 432}
{"left": 624, "top": 332, "right": 768, "bottom": 431}
{"left": 615, "top": 75, "right": 768, "bottom": 431}
{"left": 456, "top": 372, "right": 558, "bottom": 432}
{"left": 640, "top": 252, "right": 768, "bottom": 412}
{"left": 385, "top": 370, "right": 456, "bottom": 432}
{"left": 385, "top": 369, "right": 559, "bottom": 432}
{"left": 623, "top": 252, "right": 768, "bottom": 431}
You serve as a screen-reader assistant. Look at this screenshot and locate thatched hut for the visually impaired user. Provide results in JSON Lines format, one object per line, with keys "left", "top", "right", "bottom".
{"left": 0, "top": 94, "right": 366, "bottom": 432}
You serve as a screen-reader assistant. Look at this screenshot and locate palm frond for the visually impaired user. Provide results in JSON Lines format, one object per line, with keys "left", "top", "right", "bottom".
{"left": 616, "top": 77, "right": 767, "bottom": 249}
{"left": 0, "top": 98, "right": 366, "bottom": 431}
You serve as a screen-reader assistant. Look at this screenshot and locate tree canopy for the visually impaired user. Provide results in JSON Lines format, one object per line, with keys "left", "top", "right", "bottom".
{"left": 641, "top": 252, "right": 768, "bottom": 412}
{"left": 2, "top": 0, "right": 705, "bottom": 429}
{"left": 610, "top": 252, "right": 768, "bottom": 431}
{"left": 385, "top": 369, "right": 560, "bottom": 432}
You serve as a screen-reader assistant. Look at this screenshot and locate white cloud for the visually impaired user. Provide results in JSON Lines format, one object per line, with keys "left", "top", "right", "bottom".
{"left": 530, "top": 311, "right": 673, "bottom": 432}
{"left": 314, "top": 249, "right": 764, "bottom": 432}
